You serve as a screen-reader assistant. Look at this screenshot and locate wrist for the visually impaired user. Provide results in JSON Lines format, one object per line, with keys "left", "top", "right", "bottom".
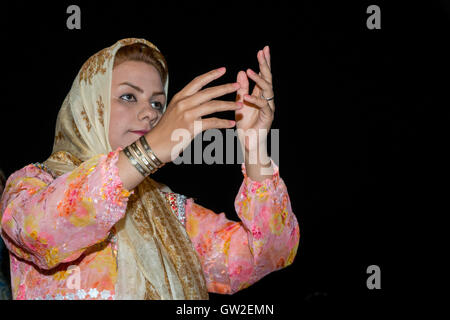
{"left": 144, "top": 130, "right": 168, "bottom": 164}
{"left": 244, "top": 160, "right": 274, "bottom": 182}
{"left": 243, "top": 144, "right": 274, "bottom": 181}
{"left": 243, "top": 142, "right": 269, "bottom": 166}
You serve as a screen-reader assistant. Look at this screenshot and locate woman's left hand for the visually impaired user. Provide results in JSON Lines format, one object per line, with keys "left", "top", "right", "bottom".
{"left": 235, "top": 46, "right": 275, "bottom": 152}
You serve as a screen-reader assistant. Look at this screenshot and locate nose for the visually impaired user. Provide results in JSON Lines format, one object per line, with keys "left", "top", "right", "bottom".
{"left": 137, "top": 102, "right": 161, "bottom": 127}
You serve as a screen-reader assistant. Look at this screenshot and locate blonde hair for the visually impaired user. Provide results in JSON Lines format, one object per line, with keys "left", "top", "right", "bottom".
{"left": 113, "top": 43, "right": 168, "bottom": 85}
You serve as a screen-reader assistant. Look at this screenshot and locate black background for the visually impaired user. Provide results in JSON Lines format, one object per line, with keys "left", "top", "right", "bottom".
{"left": 0, "top": 0, "right": 447, "bottom": 311}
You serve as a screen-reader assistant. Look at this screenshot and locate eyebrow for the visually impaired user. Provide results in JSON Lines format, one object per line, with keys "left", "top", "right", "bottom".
{"left": 119, "top": 82, "right": 165, "bottom": 97}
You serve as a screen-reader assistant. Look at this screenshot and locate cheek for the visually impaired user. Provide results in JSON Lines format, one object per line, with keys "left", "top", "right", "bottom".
{"left": 110, "top": 103, "right": 132, "bottom": 128}
{"left": 109, "top": 103, "right": 134, "bottom": 141}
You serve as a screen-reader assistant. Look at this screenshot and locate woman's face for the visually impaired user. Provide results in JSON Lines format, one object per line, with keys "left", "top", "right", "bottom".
{"left": 109, "top": 60, "right": 166, "bottom": 150}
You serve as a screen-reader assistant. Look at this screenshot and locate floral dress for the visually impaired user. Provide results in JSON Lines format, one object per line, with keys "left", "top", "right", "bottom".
{"left": 0, "top": 149, "right": 300, "bottom": 300}
{"left": 0, "top": 170, "right": 12, "bottom": 300}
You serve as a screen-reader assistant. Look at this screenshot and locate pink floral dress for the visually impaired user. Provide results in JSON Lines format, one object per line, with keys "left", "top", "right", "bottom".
{"left": 0, "top": 148, "right": 300, "bottom": 300}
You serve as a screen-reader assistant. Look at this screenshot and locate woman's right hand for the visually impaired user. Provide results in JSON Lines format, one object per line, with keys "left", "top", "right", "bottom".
{"left": 144, "top": 67, "right": 243, "bottom": 164}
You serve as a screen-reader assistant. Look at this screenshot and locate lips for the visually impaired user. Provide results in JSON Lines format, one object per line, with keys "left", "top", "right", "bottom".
{"left": 130, "top": 130, "right": 150, "bottom": 136}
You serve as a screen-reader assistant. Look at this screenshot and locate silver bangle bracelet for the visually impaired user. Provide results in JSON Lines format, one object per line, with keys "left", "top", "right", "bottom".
{"left": 139, "top": 135, "right": 164, "bottom": 167}
{"left": 130, "top": 141, "right": 157, "bottom": 174}
{"left": 123, "top": 145, "right": 149, "bottom": 177}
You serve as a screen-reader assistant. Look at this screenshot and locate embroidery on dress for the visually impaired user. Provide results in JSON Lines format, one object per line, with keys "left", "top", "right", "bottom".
{"left": 33, "top": 288, "right": 114, "bottom": 300}
{"left": 32, "top": 162, "right": 57, "bottom": 178}
{"left": 162, "top": 191, "right": 187, "bottom": 227}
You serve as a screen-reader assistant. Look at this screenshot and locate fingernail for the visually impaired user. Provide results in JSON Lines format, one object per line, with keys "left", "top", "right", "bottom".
{"left": 236, "top": 102, "right": 244, "bottom": 108}
{"left": 229, "top": 120, "right": 236, "bottom": 126}
{"left": 217, "top": 67, "right": 226, "bottom": 73}
{"left": 233, "top": 82, "right": 240, "bottom": 89}
{"left": 247, "top": 69, "right": 255, "bottom": 75}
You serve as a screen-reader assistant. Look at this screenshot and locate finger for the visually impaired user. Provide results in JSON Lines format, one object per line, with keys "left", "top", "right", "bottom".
{"left": 201, "top": 117, "right": 236, "bottom": 131}
{"left": 236, "top": 71, "right": 249, "bottom": 103}
{"left": 243, "top": 94, "right": 274, "bottom": 115}
{"left": 249, "top": 50, "right": 268, "bottom": 97}
{"left": 179, "top": 67, "right": 227, "bottom": 98}
{"left": 251, "top": 71, "right": 262, "bottom": 97}
{"left": 185, "top": 82, "right": 240, "bottom": 108}
{"left": 257, "top": 50, "right": 272, "bottom": 84}
{"left": 263, "top": 46, "right": 271, "bottom": 70}
{"left": 191, "top": 100, "right": 243, "bottom": 118}
{"left": 247, "top": 68, "right": 272, "bottom": 92}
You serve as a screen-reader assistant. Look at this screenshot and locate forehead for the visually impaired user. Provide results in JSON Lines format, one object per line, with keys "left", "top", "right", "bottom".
{"left": 112, "top": 60, "right": 163, "bottom": 88}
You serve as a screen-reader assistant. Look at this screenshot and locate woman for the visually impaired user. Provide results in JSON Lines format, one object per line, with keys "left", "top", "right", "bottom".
{"left": 0, "top": 38, "right": 299, "bottom": 300}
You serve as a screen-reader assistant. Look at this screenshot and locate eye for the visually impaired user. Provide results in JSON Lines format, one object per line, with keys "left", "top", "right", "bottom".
{"left": 120, "top": 94, "right": 136, "bottom": 102}
{"left": 151, "top": 101, "right": 164, "bottom": 111}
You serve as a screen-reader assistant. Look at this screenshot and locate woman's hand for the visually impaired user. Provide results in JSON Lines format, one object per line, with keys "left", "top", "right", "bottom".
{"left": 235, "top": 46, "right": 275, "bottom": 153}
{"left": 145, "top": 67, "right": 243, "bottom": 164}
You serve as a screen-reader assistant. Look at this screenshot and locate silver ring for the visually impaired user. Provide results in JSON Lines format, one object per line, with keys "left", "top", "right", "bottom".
{"left": 262, "top": 95, "right": 274, "bottom": 101}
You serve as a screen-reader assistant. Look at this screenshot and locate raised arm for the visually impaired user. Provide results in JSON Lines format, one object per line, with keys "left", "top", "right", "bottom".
{"left": 185, "top": 160, "right": 300, "bottom": 294}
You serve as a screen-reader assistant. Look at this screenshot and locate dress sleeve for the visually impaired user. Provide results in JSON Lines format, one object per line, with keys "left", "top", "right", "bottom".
{"left": 184, "top": 160, "right": 300, "bottom": 294}
{"left": 0, "top": 148, "right": 131, "bottom": 270}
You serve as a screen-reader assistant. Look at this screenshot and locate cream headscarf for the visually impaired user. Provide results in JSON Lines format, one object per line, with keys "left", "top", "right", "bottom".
{"left": 43, "top": 38, "right": 208, "bottom": 300}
